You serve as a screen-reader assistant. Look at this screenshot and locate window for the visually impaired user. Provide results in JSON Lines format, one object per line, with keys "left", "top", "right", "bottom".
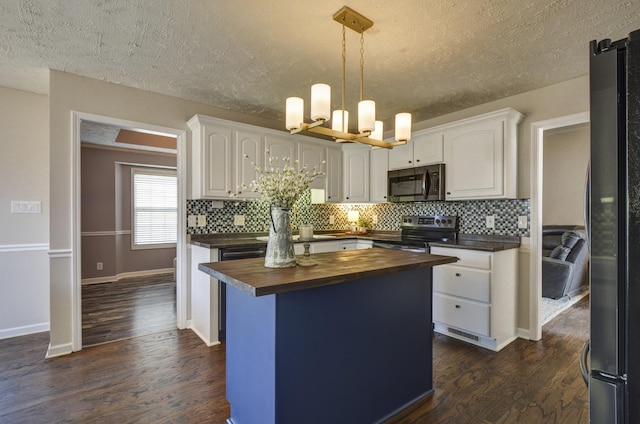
{"left": 132, "top": 168, "right": 177, "bottom": 249}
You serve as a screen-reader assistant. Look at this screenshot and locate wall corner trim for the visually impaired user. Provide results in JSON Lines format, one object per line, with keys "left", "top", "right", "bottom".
{"left": 45, "top": 342, "right": 74, "bottom": 358}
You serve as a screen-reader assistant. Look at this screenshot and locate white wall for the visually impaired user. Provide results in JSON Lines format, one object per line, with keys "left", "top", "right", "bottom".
{"left": 543, "top": 123, "right": 590, "bottom": 225}
{"left": 0, "top": 86, "right": 50, "bottom": 339}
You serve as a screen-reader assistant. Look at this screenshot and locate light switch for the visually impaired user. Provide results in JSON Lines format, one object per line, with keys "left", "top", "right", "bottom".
{"left": 234, "top": 215, "right": 245, "bottom": 226}
{"left": 11, "top": 200, "right": 42, "bottom": 214}
{"left": 187, "top": 215, "right": 197, "bottom": 227}
{"left": 197, "top": 215, "right": 207, "bottom": 227}
{"left": 329, "top": 215, "right": 335, "bottom": 225}
{"left": 372, "top": 215, "right": 378, "bottom": 225}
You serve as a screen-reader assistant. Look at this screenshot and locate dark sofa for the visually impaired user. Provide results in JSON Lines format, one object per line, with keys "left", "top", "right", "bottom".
{"left": 542, "top": 225, "right": 589, "bottom": 299}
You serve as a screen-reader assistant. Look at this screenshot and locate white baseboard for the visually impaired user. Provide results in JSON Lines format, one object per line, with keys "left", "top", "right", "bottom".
{"left": 190, "top": 326, "right": 221, "bottom": 348}
{"left": 46, "top": 341, "right": 73, "bottom": 358}
{"left": 517, "top": 327, "right": 531, "bottom": 340}
{"left": 0, "top": 322, "right": 50, "bottom": 340}
{"left": 82, "top": 267, "right": 174, "bottom": 285}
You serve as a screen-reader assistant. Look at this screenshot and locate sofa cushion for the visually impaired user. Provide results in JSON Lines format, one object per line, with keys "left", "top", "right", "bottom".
{"left": 561, "top": 231, "right": 582, "bottom": 249}
{"left": 549, "top": 245, "right": 571, "bottom": 261}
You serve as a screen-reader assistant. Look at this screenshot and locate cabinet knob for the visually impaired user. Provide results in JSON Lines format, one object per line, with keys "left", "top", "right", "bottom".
{"left": 346, "top": 197, "right": 349, "bottom": 200}
{"left": 416, "top": 159, "right": 420, "bottom": 163}
{"left": 455, "top": 273, "right": 461, "bottom": 277}
{"left": 446, "top": 192, "right": 451, "bottom": 195}
{"left": 408, "top": 160, "right": 412, "bottom": 164}
{"left": 383, "top": 196, "right": 387, "bottom": 199}
{"left": 455, "top": 305, "right": 461, "bottom": 309}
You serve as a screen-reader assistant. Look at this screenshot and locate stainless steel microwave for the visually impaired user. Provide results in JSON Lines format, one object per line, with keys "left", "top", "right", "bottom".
{"left": 387, "top": 164, "right": 445, "bottom": 202}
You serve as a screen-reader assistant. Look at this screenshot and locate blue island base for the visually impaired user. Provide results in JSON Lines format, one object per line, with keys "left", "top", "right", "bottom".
{"left": 225, "top": 268, "right": 433, "bottom": 424}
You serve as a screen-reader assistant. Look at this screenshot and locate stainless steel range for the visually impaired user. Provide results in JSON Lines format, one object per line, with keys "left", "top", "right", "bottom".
{"left": 373, "top": 215, "right": 458, "bottom": 252}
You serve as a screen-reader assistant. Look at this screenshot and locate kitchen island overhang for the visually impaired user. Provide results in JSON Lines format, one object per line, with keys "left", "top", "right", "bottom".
{"left": 199, "top": 249, "right": 458, "bottom": 424}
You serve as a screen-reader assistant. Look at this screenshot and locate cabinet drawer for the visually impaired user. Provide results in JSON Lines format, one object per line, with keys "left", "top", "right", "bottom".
{"left": 433, "top": 293, "right": 490, "bottom": 337}
{"left": 430, "top": 247, "right": 491, "bottom": 270}
{"left": 433, "top": 266, "right": 491, "bottom": 302}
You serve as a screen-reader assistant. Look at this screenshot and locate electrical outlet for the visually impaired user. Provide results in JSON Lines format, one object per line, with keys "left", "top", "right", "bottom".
{"left": 518, "top": 215, "right": 528, "bottom": 229}
{"left": 372, "top": 214, "right": 378, "bottom": 225}
{"left": 96, "top": 262, "right": 103, "bottom": 271}
{"left": 187, "top": 215, "right": 197, "bottom": 227}
{"left": 234, "top": 214, "right": 245, "bottom": 226}
{"left": 486, "top": 215, "right": 495, "bottom": 228}
{"left": 197, "top": 215, "right": 207, "bottom": 227}
{"left": 329, "top": 215, "right": 335, "bottom": 225}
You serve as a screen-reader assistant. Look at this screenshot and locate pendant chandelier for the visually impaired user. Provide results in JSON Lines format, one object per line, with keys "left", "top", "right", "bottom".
{"left": 285, "top": 6, "right": 412, "bottom": 149}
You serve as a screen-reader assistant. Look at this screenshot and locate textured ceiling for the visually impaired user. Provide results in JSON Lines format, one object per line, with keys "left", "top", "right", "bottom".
{"left": 1, "top": 0, "right": 639, "bottom": 129}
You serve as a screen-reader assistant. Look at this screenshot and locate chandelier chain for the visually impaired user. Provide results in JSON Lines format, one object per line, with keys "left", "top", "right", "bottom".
{"left": 341, "top": 22, "right": 347, "bottom": 132}
{"left": 360, "top": 30, "right": 365, "bottom": 102}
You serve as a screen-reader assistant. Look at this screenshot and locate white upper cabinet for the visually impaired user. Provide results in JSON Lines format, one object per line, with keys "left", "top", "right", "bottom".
{"left": 235, "top": 130, "right": 263, "bottom": 199}
{"left": 443, "top": 108, "right": 522, "bottom": 200}
{"left": 413, "top": 130, "right": 444, "bottom": 166}
{"left": 369, "top": 148, "right": 389, "bottom": 203}
{"left": 264, "top": 135, "right": 296, "bottom": 166}
{"left": 388, "top": 129, "right": 444, "bottom": 170}
{"left": 188, "top": 115, "right": 234, "bottom": 199}
{"left": 325, "top": 146, "right": 342, "bottom": 203}
{"left": 343, "top": 145, "right": 369, "bottom": 202}
{"left": 297, "top": 142, "right": 326, "bottom": 190}
{"left": 388, "top": 141, "right": 413, "bottom": 170}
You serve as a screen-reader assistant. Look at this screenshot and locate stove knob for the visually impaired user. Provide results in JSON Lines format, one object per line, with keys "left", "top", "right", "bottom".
{"left": 447, "top": 219, "right": 452, "bottom": 224}
{"left": 435, "top": 219, "right": 440, "bottom": 224}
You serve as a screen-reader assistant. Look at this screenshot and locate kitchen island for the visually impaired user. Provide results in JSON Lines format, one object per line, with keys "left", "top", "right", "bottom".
{"left": 199, "top": 248, "right": 457, "bottom": 424}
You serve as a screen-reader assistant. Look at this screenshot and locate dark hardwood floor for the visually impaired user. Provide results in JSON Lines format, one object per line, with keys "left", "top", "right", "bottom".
{"left": 0, "top": 296, "right": 589, "bottom": 424}
{"left": 81, "top": 273, "right": 176, "bottom": 347}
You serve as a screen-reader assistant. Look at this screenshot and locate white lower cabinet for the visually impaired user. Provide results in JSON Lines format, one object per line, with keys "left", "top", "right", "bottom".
{"left": 431, "top": 246, "right": 518, "bottom": 351}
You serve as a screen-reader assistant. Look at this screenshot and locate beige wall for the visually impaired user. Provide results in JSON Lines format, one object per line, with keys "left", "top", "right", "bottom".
{"left": 543, "top": 123, "right": 590, "bottom": 226}
{"left": 81, "top": 145, "right": 177, "bottom": 280}
{"left": 0, "top": 86, "right": 50, "bottom": 338}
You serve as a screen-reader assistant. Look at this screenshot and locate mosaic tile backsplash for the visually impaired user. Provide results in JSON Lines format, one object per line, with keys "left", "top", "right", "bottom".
{"left": 187, "top": 191, "right": 530, "bottom": 237}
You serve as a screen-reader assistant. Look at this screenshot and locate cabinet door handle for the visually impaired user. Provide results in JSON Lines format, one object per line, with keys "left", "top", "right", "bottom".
{"left": 455, "top": 273, "right": 461, "bottom": 277}
{"left": 455, "top": 305, "right": 461, "bottom": 309}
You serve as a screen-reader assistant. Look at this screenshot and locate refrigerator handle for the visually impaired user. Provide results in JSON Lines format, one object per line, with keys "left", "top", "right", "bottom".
{"left": 580, "top": 340, "right": 590, "bottom": 387}
{"left": 584, "top": 161, "right": 590, "bottom": 252}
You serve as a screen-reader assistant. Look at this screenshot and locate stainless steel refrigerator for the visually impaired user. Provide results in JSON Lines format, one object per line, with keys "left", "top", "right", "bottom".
{"left": 587, "top": 29, "right": 640, "bottom": 423}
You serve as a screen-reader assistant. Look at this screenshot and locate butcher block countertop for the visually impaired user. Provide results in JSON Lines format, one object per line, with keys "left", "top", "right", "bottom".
{"left": 198, "top": 248, "right": 458, "bottom": 296}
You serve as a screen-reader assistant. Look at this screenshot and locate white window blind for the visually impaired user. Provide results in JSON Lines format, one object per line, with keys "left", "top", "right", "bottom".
{"left": 132, "top": 169, "right": 177, "bottom": 247}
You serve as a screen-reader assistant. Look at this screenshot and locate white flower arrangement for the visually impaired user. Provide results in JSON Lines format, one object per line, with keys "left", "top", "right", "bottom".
{"left": 234, "top": 150, "right": 325, "bottom": 209}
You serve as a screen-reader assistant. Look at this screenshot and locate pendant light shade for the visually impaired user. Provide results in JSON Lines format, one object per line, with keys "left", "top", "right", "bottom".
{"left": 311, "top": 83, "right": 331, "bottom": 122}
{"left": 395, "top": 113, "right": 412, "bottom": 142}
{"left": 358, "top": 100, "right": 376, "bottom": 133}
{"left": 332, "top": 109, "right": 349, "bottom": 132}
{"left": 371, "top": 120, "right": 383, "bottom": 141}
{"left": 286, "top": 97, "right": 304, "bottom": 130}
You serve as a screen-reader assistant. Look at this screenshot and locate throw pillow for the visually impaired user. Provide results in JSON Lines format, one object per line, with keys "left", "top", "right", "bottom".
{"left": 561, "top": 231, "right": 582, "bottom": 249}
{"left": 550, "top": 245, "right": 571, "bottom": 261}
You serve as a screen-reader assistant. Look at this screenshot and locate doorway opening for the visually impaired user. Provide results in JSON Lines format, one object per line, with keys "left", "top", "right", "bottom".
{"left": 530, "top": 112, "right": 589, "bottom": 340}
{"left": 72, "top": 112, "right": 187, "bottom": 351}
{"left": 540, "top": 122, "right": 590, "bottom": 325}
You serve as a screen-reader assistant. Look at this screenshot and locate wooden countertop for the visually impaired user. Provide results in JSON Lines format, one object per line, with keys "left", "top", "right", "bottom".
{"left": 198, "top": 248, "right": 458, "bottom": 296}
